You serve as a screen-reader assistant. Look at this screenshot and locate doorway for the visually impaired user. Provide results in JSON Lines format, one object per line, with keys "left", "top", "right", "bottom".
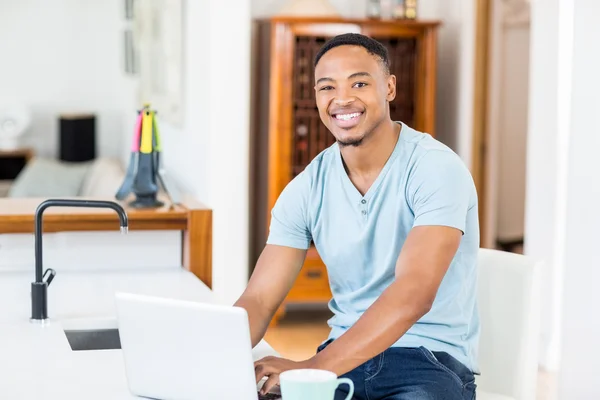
{"left": 473, "top": 0, "right": 531, "bottom": 253}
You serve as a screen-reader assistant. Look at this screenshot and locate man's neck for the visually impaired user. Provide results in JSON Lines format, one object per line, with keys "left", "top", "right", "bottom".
{"left": 340, "top": 120, "right": 401, "bottom": 179}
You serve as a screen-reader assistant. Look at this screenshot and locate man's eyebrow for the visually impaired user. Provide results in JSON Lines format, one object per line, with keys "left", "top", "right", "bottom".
{"left": 348, "top": 72, "right": 371, "bottom": 80}
{"left": 316, "top": 72, "right": 372, "bottom": 85}
{"left": 316, "top": 76, "right": 334, "bottom": 85}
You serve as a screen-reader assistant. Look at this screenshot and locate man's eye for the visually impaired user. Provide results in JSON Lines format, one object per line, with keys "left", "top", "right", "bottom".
{"left": 353, "top": 82, "right": 368, "bottom": 88}
{"left": 319, "top": 86, "right": 333, "bottom": 91}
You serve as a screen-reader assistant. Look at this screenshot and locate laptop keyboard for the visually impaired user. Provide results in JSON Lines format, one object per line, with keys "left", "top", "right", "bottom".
{"left": 258, "top": 391, "right": 281, "bottom": 400}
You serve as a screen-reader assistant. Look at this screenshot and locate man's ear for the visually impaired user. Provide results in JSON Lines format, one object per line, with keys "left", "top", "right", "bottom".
{"left": 387, "top": 74, "right": 397, "bottom": 102}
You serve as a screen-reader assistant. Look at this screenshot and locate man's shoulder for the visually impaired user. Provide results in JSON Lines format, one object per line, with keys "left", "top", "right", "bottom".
{"left": 279, "top": 143, "right": 338, "bottom": 197}
{"left": 296, "top": 143, "right": 339, "bottom": 181}
{"left": 399, "top": 125, "right": 471, "bottom": 179}
{"left": 398, "top": 126, "right": 476, "bottom": 208}
{"left": 400, "top": 124, "right": 461, "bottom": 162}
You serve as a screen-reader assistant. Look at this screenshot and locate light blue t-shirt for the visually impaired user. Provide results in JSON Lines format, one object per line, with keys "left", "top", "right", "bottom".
{"left": 267, "top": 123, "right": 480, "bottom": 373}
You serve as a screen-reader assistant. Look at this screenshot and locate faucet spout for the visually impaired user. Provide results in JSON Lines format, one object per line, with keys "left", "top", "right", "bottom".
{"left": 31, "top": 199, "right": 129, "bottom": 322}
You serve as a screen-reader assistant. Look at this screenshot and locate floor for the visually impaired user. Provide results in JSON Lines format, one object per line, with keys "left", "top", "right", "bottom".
{"left": 265, "top": 308, "right": 557, "bottom": 400}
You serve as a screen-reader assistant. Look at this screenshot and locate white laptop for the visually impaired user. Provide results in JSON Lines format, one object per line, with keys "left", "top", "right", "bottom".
{"left": 114, "top": 292, "right": 282, "bottom": 400}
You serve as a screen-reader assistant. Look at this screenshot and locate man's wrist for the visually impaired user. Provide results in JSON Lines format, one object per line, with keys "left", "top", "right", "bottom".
{"left": 306, "top": 349, "right": 340, "bottom": 375}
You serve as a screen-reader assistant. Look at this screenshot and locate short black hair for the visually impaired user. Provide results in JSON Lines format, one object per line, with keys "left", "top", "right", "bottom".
{"left": 314, "top": 33, "right": 390, "bottom": 74}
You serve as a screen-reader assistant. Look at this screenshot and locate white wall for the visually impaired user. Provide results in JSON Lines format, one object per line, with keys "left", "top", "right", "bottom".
{"left": 0, "top": 0, "right": 132, "bottom": 158}
{"left": 524, "top": 0, "right": 563, "bottom": 371}
{"left": 527, "top": 2, "right": 600, "bottom": 394}
{"left": 556, "top": 0, "right": 600, "bottom": 397}
{"left": 154, "top": 1, "right": 210, "bottom": 202}
{"left": 155, "top": 0, "right": 252, "bottom": 305}
{"left": 207, "top": 0, "right": 252, "bottom": 305}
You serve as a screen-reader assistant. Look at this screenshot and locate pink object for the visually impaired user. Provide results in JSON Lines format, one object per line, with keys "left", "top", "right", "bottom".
{"left": 130, "top": 112, "right": 143, "bottom": 151}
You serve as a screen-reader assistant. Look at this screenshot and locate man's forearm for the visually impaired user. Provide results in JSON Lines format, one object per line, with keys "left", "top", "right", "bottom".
{"left": 234, "top": 295, "right": 276, "bottom": 348}
{"left": 310, "top": 278, "right": 433, "bottom": 376}
{"left": 309, "top": 225, "right": 459, "bottom": 375}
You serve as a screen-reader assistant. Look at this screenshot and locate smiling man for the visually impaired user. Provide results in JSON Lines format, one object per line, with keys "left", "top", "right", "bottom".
{"left": 234, "top": 33, "right": 480, "bottom": 400}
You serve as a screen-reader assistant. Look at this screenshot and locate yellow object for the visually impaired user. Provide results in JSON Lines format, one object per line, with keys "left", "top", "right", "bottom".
{"left": 153, "top": 114, "right": 162, "bottom": 152}
{"left": 140, "top": 110, "right": 153, "bottom": 154}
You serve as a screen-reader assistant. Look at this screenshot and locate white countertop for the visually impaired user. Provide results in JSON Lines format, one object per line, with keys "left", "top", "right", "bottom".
{"left": 0, "top": 269, "right": 278, "bottom": 399}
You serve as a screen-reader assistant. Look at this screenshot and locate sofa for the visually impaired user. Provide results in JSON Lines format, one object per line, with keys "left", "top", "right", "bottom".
{"left": 6, "top": 157, "right": 125, "bottom": 198}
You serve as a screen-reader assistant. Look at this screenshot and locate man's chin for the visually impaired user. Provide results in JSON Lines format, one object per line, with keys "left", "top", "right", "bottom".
{"left": 329, "top": 125, "right": 366, "bottom": 147}
{"left": 337, "top": 136, "right": 365, "bottom": 147}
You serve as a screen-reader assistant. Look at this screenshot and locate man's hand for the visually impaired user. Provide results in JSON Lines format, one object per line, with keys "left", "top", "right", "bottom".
{"left": 255, "top": 356, "right": 315, "bottom": 395}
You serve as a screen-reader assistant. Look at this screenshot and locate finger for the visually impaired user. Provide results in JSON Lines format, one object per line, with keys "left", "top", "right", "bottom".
{"left": 253, "top": 356, "right": 273, "bottom": 368}
{"left": 260, "top": 374, "right": 280, "bottom": 395}
{"left": 255, "top": 363, "right": 273, "bottom": 383}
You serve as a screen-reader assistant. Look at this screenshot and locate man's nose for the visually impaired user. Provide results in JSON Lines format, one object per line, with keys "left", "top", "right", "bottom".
{"left": 333, "top": 95, "right": 355, "bottom": 106}
{"left": 332, "top": 86, "right": 355, "bottom": 106}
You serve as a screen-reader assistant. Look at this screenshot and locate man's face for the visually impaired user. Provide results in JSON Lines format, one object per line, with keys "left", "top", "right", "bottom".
{"left": 314, "top": 45, "right": 396, "bottom": 147}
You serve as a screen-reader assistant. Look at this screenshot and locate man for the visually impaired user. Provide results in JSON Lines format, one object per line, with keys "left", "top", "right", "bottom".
{"left": 234, "top": 33, "right": 480, "bottom": 400}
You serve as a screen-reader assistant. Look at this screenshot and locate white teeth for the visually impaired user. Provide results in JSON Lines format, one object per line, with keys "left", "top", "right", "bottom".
{"left": 335, "top": 112, "right": 361, "bottom": 121}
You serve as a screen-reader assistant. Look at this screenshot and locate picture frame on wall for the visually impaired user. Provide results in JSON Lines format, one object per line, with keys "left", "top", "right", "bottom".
{"left": 125, "top": 0, "right": 134, "bottom": 20}
{"left": 123, "top": 29, "right": 136, "bottom": 74}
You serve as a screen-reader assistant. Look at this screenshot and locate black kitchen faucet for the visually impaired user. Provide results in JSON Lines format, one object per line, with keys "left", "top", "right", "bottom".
{"left": 31, "top": 199, "right": 128, "bottom": 322}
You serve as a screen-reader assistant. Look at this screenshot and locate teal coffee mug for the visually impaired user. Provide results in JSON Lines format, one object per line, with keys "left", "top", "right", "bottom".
{"left": 279, "top": 369, "right": 354, "bottom": 400}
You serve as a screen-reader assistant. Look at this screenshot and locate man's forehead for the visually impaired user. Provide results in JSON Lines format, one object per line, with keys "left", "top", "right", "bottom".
{"left": 317, "top": 45, "right": 377, "bottom": 65}
{"left": 315, "top": 46, "right": 381, "bottom": 77}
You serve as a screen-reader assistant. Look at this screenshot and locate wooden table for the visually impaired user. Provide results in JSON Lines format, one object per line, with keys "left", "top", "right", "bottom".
{"left": 0, "top": 196, "right": 212, "bottom": 288}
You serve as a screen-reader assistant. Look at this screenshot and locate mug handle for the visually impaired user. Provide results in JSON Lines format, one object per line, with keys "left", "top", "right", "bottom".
{"left": 335, "top": 377, "right": 354, "bottom": 400}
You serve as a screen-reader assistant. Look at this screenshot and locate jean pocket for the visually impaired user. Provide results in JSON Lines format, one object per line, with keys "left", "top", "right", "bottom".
{"left": 418, "top": 347, "right": 467, "bottom": 389}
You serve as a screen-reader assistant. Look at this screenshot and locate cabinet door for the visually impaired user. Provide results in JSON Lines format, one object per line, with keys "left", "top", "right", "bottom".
{"left": 361, "top": 24, "right": 438, "bottom": 135}
{"left": 286, "top": 247, "right": 331, "bottom": 302}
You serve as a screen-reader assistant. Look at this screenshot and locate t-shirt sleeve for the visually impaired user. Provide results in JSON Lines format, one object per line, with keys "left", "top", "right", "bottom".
{"left": 407, "top": 150, "right": 475, "bottom": 234}
{"left": 266, "top": 171, "right": 312, "bottom": 249}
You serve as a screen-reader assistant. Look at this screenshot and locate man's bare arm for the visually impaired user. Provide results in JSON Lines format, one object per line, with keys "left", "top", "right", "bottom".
{"left": 234, "top": 244, "right": 307, "bottom": 348}
{"left": 309, "top": 225, "right": 462, "bottom": 375}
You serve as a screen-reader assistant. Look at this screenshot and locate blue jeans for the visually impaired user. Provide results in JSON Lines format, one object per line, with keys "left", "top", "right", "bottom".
{"left": 317, "top": 340, "right": 476, "bottom": 400}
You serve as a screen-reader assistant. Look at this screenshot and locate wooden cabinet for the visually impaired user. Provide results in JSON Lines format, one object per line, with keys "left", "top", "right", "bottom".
{"left": 250, "top": 17, "right": 440, "bottom": 321}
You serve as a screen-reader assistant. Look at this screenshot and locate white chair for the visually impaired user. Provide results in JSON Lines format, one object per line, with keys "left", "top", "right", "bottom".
{"left": 476, "top": 248, "right": 544, "bottom": 400}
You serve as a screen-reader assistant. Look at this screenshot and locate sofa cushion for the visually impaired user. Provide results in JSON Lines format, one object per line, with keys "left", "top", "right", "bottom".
{"left": 79, "top": 157, "right": 124, "bottom": 197}
{"left": 8, "top": 157, "right": 92, "bottom": 198}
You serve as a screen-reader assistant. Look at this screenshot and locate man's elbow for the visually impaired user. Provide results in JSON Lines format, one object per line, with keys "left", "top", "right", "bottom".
{"left": 389, "top": 276, "right": 438, "bottom": 322}
{"left": 420, "top": 296, "right": 435, "bottom": 316}
{"left": 410, "top": 291, "right": 436, "bottom": 321}
{"left": 390, "top": 292, "right": 435, "bottom": 323}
